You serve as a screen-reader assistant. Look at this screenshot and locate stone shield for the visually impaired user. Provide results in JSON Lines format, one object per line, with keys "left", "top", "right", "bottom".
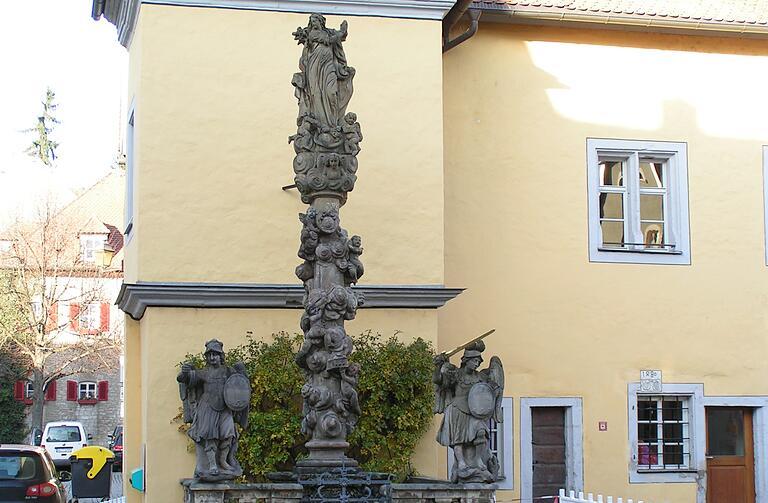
{"left": 223, "top": 373, "right": 251, "bottom": 412}
{"left": 467, "top": 382, "right": 495, "bottom": 420}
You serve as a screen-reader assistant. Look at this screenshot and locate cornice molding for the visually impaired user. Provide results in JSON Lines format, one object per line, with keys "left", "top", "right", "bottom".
{"left": 117, "top": 282, "right": 464, "bottom": 320}
{"left": 142, "top": 0, "right": 455, "bottom": 19}
{"left": 96, "top": 0, "right": 452, "bottom": 47}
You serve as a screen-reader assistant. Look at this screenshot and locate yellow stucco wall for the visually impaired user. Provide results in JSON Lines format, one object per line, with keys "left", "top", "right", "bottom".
{"left": 122, "top": 5, "right": 446, "bottom": 502}
{"left": 442, "top": 23, "right": 768, "bottom": 503}
{"left": 131, "top": 308, "right": 438, "bottom": 503}
{"left": 127, "top": 4, "right": 444, "bottom": 285}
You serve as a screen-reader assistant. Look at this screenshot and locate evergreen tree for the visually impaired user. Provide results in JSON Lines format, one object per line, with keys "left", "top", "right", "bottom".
{"left": 24, "top": 87, "right": 60, "bottom": 167}
{"left": 0, "top": 348, "right": 27, "bottom": 443}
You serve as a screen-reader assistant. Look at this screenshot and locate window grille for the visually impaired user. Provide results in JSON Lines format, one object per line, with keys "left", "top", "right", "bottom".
{"left": 637, "top": 395, "right": 691, "bottom": 470}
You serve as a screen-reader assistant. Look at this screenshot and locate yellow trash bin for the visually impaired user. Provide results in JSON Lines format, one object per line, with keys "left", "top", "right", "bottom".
{"left": 69, "top": 446, "right": 115, "bottom": 499}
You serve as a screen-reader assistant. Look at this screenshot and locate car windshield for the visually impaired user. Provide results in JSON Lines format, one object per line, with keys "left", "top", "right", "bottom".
{"left": 47, "top": 425, "right": 81, "bottom": 442}
{"left": 0, "top": 453, "right": 42, "bottom": 480}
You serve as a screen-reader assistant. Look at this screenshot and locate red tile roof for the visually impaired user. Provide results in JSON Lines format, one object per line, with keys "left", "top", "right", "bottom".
{"left": 474, "top": 0, "right": 768, "bottom": 30}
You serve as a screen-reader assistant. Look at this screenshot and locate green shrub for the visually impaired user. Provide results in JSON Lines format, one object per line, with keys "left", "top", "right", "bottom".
{"left": 176, "top": 331, "right": 434, "bottom": 480}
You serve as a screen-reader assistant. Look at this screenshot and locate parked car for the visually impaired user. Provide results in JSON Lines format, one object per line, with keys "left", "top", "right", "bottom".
{"left": 40, "top": 422, "right": 91, "bottom": 469}
{"left": 27, "top": 428, "right": 43, "bottom": 447}
{"left": 0, "top": 444, "right": 69, "bottom": 502}
{"left": 107, "top": 425, "right": 122, "bottom": 470}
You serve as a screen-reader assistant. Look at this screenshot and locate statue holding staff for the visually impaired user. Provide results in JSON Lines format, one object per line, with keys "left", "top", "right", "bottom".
{"left": 433, "top": 333, "right": 504, "bottom": 484}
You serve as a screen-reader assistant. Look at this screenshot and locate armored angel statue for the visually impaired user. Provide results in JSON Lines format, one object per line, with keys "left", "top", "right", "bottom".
{"left": 178, "top": 339, "right": 251, "bottom": 481}
{"left": 433, "top": 336, "right": 504, "bottom": 484}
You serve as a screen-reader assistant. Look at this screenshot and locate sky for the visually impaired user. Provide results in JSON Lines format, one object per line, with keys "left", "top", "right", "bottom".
{"left": 0, "top": 0, "right": 127, "bottom": 225}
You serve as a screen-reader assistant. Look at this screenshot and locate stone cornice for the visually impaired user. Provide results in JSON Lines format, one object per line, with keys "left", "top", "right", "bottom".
{"left": 95, "top": 0, "right": 454, "bottom": 47}
{"left": 117, "top": 282, "right": 464, "bottom": 320}
{"left": 144, "top": 0, "right": 455, "bottom": 19}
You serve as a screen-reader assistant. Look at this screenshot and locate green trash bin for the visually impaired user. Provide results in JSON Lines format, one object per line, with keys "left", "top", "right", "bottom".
{"left": 69, "top": 446, "right": 115, "bottom": 499}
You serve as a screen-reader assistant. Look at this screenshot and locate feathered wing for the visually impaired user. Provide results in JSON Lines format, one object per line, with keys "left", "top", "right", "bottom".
{"left": 488, "top": 356, "right": 505, "bottom": 423}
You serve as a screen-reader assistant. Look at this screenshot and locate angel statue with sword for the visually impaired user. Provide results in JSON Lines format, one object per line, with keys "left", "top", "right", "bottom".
{"left": 433, "top": 330, "right": 504, "bottom": 483}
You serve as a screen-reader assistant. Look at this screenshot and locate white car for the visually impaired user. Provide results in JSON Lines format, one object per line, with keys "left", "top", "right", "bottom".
{"left": 40, "top": 422, "right": 91, "bottom": 468}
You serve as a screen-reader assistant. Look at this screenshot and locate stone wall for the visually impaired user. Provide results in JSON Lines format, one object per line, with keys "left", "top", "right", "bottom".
{"left": 24, "top": 353, "right": 122, "bottom": 447}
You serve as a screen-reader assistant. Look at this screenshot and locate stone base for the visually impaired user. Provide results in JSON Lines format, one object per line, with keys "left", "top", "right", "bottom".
{"left": 181, "top": 479, "right": 303, "bottom": 503}
{"left": 391, "top": 482, "right": 497, "bottom": 503}
{"left": 181, "top": 478, "right": 497, "bottom": 503}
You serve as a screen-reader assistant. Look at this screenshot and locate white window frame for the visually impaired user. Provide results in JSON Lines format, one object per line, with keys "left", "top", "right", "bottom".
{"left": 446, "top": 397, "right": 513, "bottom": 489}
{"left": 79, "top": 381, "right": 97, "bottom": 400}
{"left": 80, "top": 234, "right": 107, "bottom": 263}
{"left": 587, "top": 138, "right": 690, "bottom": 265}
{"left": 628, "top": 382, "right": 705, "bottom": 484}
{"left": 520, "top": 397, "right": 583, "bottom": 502}
{"left": 79, "top": 303, "right": 100, "bottom": 330}
{"left": 24, "top": 381, "right": 34, "bottom": 399}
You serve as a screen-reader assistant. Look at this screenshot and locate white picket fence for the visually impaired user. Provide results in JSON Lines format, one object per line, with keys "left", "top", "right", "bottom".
{"left": 558, "top": 489, "right": 649, "bottom": 503}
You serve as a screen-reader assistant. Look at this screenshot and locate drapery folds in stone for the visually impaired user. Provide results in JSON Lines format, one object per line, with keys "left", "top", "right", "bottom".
{"left": 290, "top": 14, "right": 364, "bottom": 471}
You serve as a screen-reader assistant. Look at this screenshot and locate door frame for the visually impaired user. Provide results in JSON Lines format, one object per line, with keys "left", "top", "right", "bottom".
{"left": 520, "top": 397, "right": 584, "bottom": 503}
{"left": 703, "top": 396, "right": 768, "bottom": 503}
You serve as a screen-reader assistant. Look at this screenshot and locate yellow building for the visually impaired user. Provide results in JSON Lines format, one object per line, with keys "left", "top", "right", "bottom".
{"left": 95, "top": 1, "right": 768, "bottom": 502}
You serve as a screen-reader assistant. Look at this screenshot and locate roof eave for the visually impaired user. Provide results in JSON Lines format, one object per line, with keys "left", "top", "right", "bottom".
{"left": 477, "top": 6, "right": 768, "bottom": 39}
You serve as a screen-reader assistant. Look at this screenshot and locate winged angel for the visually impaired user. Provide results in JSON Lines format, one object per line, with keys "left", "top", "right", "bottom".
{"left": 433, "top": 339, "right": 504, "bottom": 483}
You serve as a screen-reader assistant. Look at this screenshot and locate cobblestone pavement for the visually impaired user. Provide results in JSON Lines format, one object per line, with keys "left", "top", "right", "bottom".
{"left": 64, "top": 471, "right": 123, "bottom": 502}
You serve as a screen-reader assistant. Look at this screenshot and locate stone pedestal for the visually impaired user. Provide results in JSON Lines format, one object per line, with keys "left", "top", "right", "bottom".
{"left": 182, "top": 479, "right": 496, "bottom": 503}
{"left": 181, "top": 479, "right": 303, "bottom": 503}
{"left": 391, "top": 482, "right": 497, "bottom": 503}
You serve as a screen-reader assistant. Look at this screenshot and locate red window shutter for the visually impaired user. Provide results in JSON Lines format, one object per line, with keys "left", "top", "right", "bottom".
{"left": 46, "top": 303, "right": 58, "bottom": 330}
{"left": 97, "top": 381, "right": 109, "bottom": 401}
{"left": 66, "top": 380, "right": 77, "bottom": 401}
{"left": 44, "top": 380, "right": 57, "bottom": 401}
{"left": 69, "top": 304, "right": 80, "bottom": 331}
{"left": 14, "top": 380, "right": 24, "bottom": 401}
{"left": 100, "top": 303, "right": 110, "bottom": 332}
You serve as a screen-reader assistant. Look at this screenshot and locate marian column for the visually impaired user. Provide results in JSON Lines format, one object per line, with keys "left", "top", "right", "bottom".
{"left": 290, "top": 14, "right": 364, "bottom": 471}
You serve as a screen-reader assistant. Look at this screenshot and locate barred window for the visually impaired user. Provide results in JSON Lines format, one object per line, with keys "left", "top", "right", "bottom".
{"left": 637, "top": 395, "right": 691, "bottom": 470}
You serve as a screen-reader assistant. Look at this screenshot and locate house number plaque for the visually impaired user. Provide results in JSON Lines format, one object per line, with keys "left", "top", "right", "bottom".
{"left": 640, "top": 370, "right": 662, "bottom": 392}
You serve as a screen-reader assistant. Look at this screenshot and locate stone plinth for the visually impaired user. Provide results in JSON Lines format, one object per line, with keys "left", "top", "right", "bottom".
{"left": 181, "top": 479, "right": 303, "bottom": 503}
{"left": 391, "top": 482, "right": 497, "bottom": 503}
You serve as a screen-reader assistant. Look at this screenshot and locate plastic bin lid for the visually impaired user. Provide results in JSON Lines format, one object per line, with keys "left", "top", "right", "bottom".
{"left": 70, "top": 446, "right": 115, "bottom": 479}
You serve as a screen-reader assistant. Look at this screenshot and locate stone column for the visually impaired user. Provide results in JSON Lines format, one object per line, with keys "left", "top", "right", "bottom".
{"left": 289, "top": 14, "right": 364, "bottom": 472}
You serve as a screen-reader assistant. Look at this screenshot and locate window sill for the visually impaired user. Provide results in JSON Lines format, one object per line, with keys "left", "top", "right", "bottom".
{"left": 598, "top": 247, "right": 683, "bottom": 255}
{"left": 78, "top": 399, "right": 97, "bottom": 405}
{"left": 637, "top": 468, "right": 696, "bottom": 474}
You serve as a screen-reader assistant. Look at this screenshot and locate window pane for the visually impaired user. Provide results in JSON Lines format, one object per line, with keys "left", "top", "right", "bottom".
{"left": 638, "top": 400, "right": 657, "bottom": 421}
{"left": 663, "top": 422, "right": 683, "bottom": 442}
{"left": 642, "top": 223, "right": 664, "bottom": 247}
{"left": 707, "top": 409, "right": 745, "bottom": 456}
{"left": 640, "top": 161, "right": 664, "bottom": 188}
{"left": 599, "top": 192, "right": 623, "bottom": 219}
{"left": 638, "top": 423, "right": 658, "bottom": 442}
{"left": 600, "top": 161, "right": 624, "bottom": 186}
{"left": 662, "top": 399, "right": 683, "bottom": 421}
{"left": 600, "top": 221, "right": 624, "bottom": 247}
{"left": 663, "top": 443, "right": 684, "bottom": 466}
{"left": 640, "top": 194, "right": 664, "bottom": 221}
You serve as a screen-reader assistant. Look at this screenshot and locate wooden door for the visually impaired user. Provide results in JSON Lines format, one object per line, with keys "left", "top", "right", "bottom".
{"left": 531, "top": 407, "right": 567, "bottom": 499}
{"left": 706, "top": 407, "right": 755, "bottom": 503}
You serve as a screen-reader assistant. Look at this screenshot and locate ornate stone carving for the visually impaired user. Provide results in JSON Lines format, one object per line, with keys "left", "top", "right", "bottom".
{"left": 291, "top": 15, "right": 364, "bottom": 471}
{"left": 177, "top": 339, "right": 251, "bottom": 481}
{"left": 433, "top": 341, "right": 505, "bottom": 483}
{"left": 290, "top": 14, "right": 362, "bottom": 205}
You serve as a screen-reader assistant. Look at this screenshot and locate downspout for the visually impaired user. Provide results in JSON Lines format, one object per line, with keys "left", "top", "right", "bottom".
{"left": 443, "top": 0, "right": 482, "bottom": 53}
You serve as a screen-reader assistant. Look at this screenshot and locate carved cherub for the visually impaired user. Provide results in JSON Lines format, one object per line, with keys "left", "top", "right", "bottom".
{"left": 341, "top": 112, "right": 363, "bottom": 155}
{"left": 289, "top": 113, "right": 318, "bottom": 153}
{"left": 346, "top": 234, "right": 364, "bottom": 283}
